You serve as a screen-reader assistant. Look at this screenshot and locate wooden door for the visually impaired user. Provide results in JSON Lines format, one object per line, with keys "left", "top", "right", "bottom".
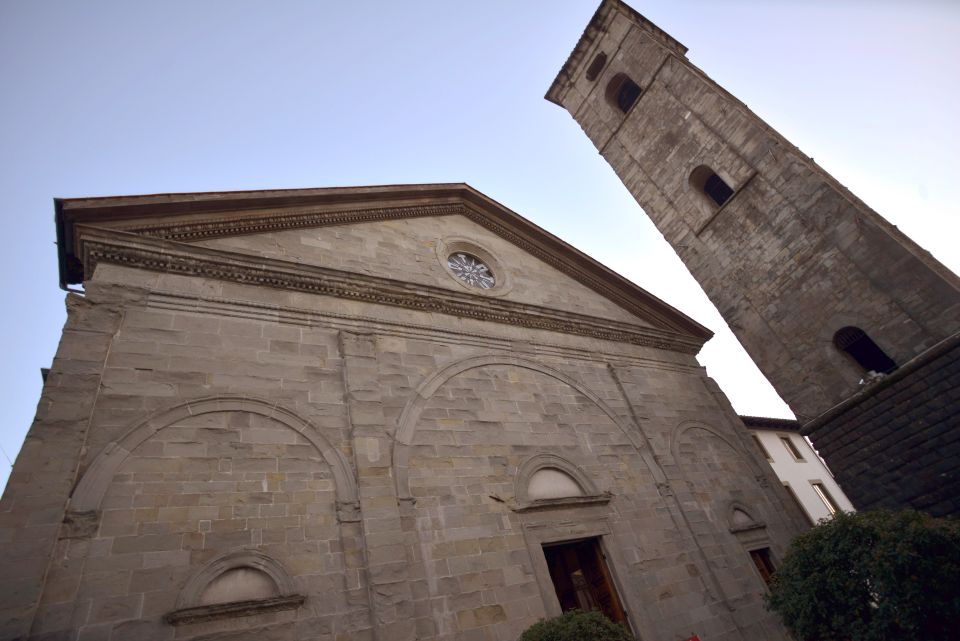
{"left": 543, "top": 538, "right": 627, "bottom": 626}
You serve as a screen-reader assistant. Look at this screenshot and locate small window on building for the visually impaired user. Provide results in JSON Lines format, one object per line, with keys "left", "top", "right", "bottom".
{"left": 811, "top": 482, "right": 839, "bottom": 515}
{"left": 783, "top": 483, "right": 815, "bottom": 527}
{"left": 752, "top": 435, "right": 773, "bottom": 462}
{"left": 749, "top": 548, "right": 776, "bottom": 586}
{"left": 585, "top": 52, "right": 607, "bottom": 81}
{"left": 833, "top": 326, "right": 897, "bottom": 375}
{"left": 606, "top": 73, "right": 642, "bottom": 113}
{"left": 779, "top": 436, "right": 805, "bottom": 462}
{"left": 689, "top": 165, "right": 734, "bottom": 207}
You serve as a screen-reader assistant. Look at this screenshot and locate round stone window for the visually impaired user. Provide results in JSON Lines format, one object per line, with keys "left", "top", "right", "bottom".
{"left": 446, "top": 252, "right": 495, "bottom": 289}
{"left": 436, "top": 237, "right": 511, "bottom": 297}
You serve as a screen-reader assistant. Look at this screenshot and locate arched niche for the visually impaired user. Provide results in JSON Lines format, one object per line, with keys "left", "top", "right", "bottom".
{"left": 70, "top": 396, "right": 358, "bottom": 518}
{"left": 392, "top": 354, "right": 649, "bottom": 501}
{"left": 514, "top": 453, "right": 609, "bottom": 511}
{"left": 728, "top": 502, "right": 766, "bottom": 534}
{"left": 165, "top": 550, "right": 304, "bottom": 626}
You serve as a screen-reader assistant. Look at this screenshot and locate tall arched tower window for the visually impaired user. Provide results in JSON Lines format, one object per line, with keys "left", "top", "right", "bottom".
{"left": 690, "top": 165, "right": 734, "bottom": 208}
{"left": 833, "top": 326, "right": 897, "bottom": 374}
{"left": 606, "top": 73, "right": 642, "bottom": 113}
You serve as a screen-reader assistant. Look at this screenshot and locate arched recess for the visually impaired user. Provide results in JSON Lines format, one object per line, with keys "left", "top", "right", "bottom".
{"left": 514, "top": 453, "right": 610, "bottom": 511}
{"left": 177, "top": 550, "right": 297, "bottom": 609}
{"left": 515, "top": 453, "right": 599, "bottom": 504}
{"left": 727, "top": 501, "right": 765, "bottom": 533}
{"left": 392, "top": 354, "right": 648, "bottom": 500}
{"left": 669, "top": 420, "right": 766, "bottom": 482}
{"left": 166, "top": 550, "right": 305, "bottom": 626}
{"left": 70, "top": 396, "right": 358, "bottom": 513}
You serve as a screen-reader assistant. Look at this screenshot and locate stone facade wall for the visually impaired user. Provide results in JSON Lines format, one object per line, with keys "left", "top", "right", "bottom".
{"left": 804, "top": 335, "right": 960, "bottom": 517}
{"left": 546, "top": 0, "right": 960, "bottom": 420}
{"left": 1, "top": 218, "right": 804, "bottom": 641}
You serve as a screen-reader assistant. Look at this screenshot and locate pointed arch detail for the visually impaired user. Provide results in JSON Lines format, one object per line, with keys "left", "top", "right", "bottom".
{"left": 70, "top": 395, "right": 357, "bottom": 512}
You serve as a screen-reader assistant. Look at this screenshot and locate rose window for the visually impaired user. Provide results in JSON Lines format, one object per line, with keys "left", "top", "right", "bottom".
{"left": 446, "top": 252, "right": 495, "bottom": 289}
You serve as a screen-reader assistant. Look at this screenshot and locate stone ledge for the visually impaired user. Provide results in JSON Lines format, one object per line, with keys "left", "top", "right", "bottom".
{"left": 164, "top": 594, "right": 305, "bottom": 626}
{"left": 512, "top": 493, "right": 612, "bottom": 513}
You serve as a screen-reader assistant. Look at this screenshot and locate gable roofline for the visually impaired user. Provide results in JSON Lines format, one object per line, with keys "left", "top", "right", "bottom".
{"left": 55, "top": 182, "right": 713, "bottom": 342}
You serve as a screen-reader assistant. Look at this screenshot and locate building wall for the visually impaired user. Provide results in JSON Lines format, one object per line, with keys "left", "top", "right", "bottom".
{"left": 1, "top": 207, "right": 804, "bottom": 641}
{"left": 803, "top": 335, "right": 960, "bottom": 518}
{"left": 748, "top": 430, "right": 854, "bottom": 525}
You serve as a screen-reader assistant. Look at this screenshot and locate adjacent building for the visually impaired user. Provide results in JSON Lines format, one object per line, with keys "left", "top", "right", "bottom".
{"left": 741, "top": 416, "right": 854, "bottom": 525}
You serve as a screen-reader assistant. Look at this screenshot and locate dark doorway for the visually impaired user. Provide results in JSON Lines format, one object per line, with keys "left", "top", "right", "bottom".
{"left": 543, "top": 538, "right": 627, "bottom": 626}
{"left": 749, "top": 547, "right": 776, "bottom": 586}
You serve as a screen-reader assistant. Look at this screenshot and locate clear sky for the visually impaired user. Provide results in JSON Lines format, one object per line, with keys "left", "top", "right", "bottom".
{"left": 1, "top": 1, "right": 958, "bottom": 492}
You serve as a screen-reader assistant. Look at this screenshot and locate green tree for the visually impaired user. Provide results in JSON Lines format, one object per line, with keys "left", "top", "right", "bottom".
{"left": 518, "top": 610, "right": 634, "bottom": 641}
{"left": 766, "top": 509, "right": 960, "bottom": 641}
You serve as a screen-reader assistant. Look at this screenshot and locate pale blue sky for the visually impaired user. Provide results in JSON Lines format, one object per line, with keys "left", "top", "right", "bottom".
{"left": 1, "top": 1, "right": 958, "bottom": 491}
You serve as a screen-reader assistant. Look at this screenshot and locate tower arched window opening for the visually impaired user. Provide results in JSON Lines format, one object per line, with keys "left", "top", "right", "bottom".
{"left": 606, "top": 73, "right": 642, "bottom": 113}
{"left": 833, "top": 326, "right": 897, "bottom": 374}
{"left": 689, "top": 165, "right": 734, "bottom": 207}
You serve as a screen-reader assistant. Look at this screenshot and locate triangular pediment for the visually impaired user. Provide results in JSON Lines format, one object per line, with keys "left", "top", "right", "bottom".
{"left": 56, "top": 184, "right": 712, "bottom": 350}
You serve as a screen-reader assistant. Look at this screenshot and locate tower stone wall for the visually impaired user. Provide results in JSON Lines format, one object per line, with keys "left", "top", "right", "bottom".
{"left": 546, "top": 0, "right": 960, "bottom": 421}
{"left": 546, "top": 0, "right": 960, "bottom": 517}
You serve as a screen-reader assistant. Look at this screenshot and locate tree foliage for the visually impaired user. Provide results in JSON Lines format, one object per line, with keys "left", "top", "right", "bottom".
{"left": 766, "top": 509, "right": 960, "bottom": 641}
{"left": 518, "top": 610, "right": 634, "bottom": 641}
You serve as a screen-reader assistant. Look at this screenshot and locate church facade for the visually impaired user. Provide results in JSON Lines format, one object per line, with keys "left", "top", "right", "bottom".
{"left": 547, "top": 0, "right": 960, "bottom": 517}
{"left": 0, "top": 184, "right": 803, "bottom": 640}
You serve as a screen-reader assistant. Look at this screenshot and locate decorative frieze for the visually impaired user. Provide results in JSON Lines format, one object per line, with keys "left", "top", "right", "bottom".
{"left": 131, "top": 202, "right": 466, "bottom": 242}
{"left": 79, "top": 230, "right": 703, "bottom": 354}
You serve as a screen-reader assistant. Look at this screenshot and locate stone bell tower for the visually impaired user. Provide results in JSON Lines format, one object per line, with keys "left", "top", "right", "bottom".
{"left": 547, "top": 0, "right": 960, "bottom": 515}
{"left": 546, "top": 0, "right": 960, "bottom": 422}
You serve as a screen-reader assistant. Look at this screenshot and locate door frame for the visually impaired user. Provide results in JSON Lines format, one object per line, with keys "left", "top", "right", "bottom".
{"left": 521, "top": 517, "right": 638, "bottom": 637}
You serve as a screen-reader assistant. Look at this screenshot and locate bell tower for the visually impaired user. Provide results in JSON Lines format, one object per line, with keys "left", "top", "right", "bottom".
{"left": 546, "top": 0, "right": 960, "bottom": 422}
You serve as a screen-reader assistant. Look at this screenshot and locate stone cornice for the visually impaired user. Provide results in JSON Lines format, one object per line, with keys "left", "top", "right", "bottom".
{"left": 78, "top": 227, "right": 704, "bottom": 354}
{"left": 130, "top": 202, "right": 466, "bottom": 242}
{"left": 56, "top": 183, "right": 713, "bottom": 341}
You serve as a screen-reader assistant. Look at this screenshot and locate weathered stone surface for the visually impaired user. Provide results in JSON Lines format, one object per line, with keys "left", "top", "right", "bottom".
{"left": 1, "top": 182, "right": 802, "bottom": 641}
{"left": 546, "top": 0, "right": 960, "bottom": 422}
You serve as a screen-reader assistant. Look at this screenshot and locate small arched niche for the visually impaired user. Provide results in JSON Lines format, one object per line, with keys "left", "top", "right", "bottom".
{"left": 528, "top": 468, "right": 587, "bottom": 501}
{"left": 730, "top": 508, "right": 759, "bottom": 531}
{"left": 166, "top": 551, "right": 304, "bottom": 626}
{"left": 515, "top": 454, "right": 610, "bottom": 511}
{"left": 199, "top": 567, "right": 279, "bottom": 605}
